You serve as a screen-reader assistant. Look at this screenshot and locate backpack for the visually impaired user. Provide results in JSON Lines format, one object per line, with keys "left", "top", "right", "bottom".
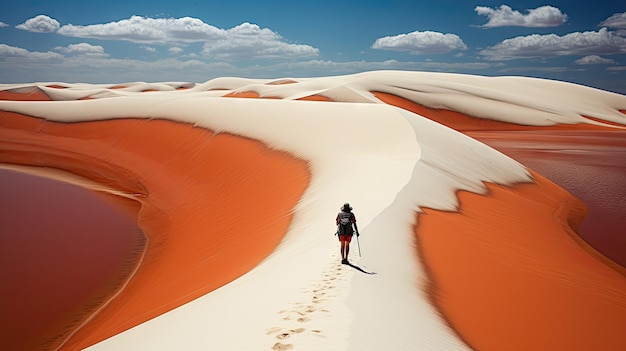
{"left": 338, "top": 212, "right": 352, "bottom": 226}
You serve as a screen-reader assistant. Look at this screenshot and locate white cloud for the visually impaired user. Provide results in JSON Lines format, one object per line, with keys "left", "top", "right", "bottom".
{"left": 475, "top": 5, "right": 567, "bottom": 28}
{"left": 54, "top": 43, "right": 107, "bottom": 57}
{"left": 498, "top": 66, "right": 571, "bottom": 73}
{"left": 16, "top": 15, "right": 60, "bottom": 33}
{"left": 575, "top": 55, "right": 616, "bottom": 65}
{"left": 0, "top": 22, "right": 9, "bottom": 27}
{"left": 480, "top": 28, "right": 626, "bottom": 60}
{"left": 58, "top": 15, "right": 224, "bottom": 43}
{"left": 201, "top": 22, "right": 318, "bottom": 59}
{"left": 0, "top": 43, "right": 63, "bottom": 60}
{"left": 0, "top": 44, "right": 33, "bottom": 56}
{"left": 600, "top": 12, "right": 626, "bottom": 29}
{"left": 169, "top": 47, "right": 183, "bottom": 54}
{"left": 372, "top": 30, "right": 467, "bottom": 54}
{"left": 141, "top": 46, "right": 157, "bottom": 53}
{"left": 55, "top": 16, "right": 318, "bottom": 60}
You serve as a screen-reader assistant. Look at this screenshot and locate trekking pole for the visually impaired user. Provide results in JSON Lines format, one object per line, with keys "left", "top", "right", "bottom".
{"left": 356, "top": 234, "right": 361, "bottom": 257}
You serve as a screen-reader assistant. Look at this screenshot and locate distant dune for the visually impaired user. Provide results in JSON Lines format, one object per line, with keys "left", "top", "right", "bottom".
{"left": 1, "top": 71, "right": 625, "bottom": 351}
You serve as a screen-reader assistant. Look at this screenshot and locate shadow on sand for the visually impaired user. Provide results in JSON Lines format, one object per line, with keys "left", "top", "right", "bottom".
{"left": 345, "top": 261, "right": 376, "bottom": 275}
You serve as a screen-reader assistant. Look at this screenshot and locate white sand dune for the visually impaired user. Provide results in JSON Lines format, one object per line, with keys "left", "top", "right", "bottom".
{"left": 1, "top": 71, "right": 625, "bottom": 350}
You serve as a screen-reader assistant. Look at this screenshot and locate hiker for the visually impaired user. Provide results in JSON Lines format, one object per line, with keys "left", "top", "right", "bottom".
{"left": 336, "top": 202, "right": 359, "bottom": 264}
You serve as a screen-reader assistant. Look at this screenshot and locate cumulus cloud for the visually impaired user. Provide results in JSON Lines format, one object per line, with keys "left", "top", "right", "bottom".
{"left": 16, "top": 15, "right": 60, "bottom": 33}
{"left": 480, "top": 28, "right": 626, "bottom": 60}
{"left": 475, "top": 5, "right": 567, "bottom": 28}
{"left": 0, "top": 43, "right": 63, "bottom": 60}
{"left": 371, "top": 30, "right": 467, "bottom": 54}
{"left": 201, "top": 22, "right": 318, "bottom": 59}
{"left": 575, "top": 55, "right": 616, "bottom": 65}
{"left": 169, "top": 47, "right": 183, "bottom": 54}
{"left": 600, "top": 12, "right": 626, "bottom": 29}
{"left": 498, "top": 66, "right": 571, "bottom": 73}
{"left": 55, "top": 16, "right": 318, "bottom": 60}
{"left": 54, "top": 43, "right": 107, "bottom": 57}
{"left": 0, "top": 22, "right": 9, "bottom": 27}
{"left": 58, "top": 16, "right": 223, "bottom": 43}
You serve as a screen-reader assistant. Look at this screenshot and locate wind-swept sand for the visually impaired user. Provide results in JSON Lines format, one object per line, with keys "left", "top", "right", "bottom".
{"left": 0, "top": 111, "right": 309, "bottom": 350}
{"left": 467, "top": 130, "right": 626, "bottom": 267}
{"left": 417, "top": 171, "right": 626, "bottom": 351}
{"left": 1, "top": 71, "right": 625, "bottom": 350}
{"left": 372, "top": 91, "right": 626, "bottom": 266}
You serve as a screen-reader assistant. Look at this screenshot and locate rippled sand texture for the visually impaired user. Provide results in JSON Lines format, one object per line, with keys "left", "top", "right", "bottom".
{"left": 1, "top": 71, "right": 625, "bottom": 351}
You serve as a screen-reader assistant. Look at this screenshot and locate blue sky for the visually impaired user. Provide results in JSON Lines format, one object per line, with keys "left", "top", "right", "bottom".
{"left": 1, "top": 1, "right": 625, "bottom": 94}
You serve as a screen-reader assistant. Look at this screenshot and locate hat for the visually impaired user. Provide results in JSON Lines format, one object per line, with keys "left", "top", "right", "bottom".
{"left": 342, "top": 202, "right": 352, "bottom": 211}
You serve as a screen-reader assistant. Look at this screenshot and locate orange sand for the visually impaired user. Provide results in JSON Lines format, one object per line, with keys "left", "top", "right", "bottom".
{"left": 0, "top": 87, "right": 51, "bottom": 101}
{"left": 2, "top": 86, "right": 625, "bottom": 350}
{"left": 416, "top": 172, "right": 626, "bottom": 351}
{"left": 223, "top": 90, "right": 333, "bottom": 102}
{"left": 224, "top": 91, "right": 261, "bottom": 98}
{"left": 373, "top": 91, "right": 626, "bottom": 349}
{"left": 467, "top": 130, "right": 626, "bottom": 267}
{"left": 372, "top": 91, "right": 624, "bottom": 131}
{"left": 297, "top": 95, "right": 333, "bottom": 102}
{"left": 372, "top": 91, "right": 626, "bottom": 264}
{"left": 0, "top": 110, "right": 310, "bottom": 350}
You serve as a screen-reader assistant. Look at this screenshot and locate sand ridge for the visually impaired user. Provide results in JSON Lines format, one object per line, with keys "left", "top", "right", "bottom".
{"left": 1, "top": 71, "right": 625, "bottom": 350}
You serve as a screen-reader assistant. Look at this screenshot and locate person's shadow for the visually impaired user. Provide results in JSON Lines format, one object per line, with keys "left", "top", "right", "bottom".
{"left": 346, "top": 261, "right": 376, "bottom": 275}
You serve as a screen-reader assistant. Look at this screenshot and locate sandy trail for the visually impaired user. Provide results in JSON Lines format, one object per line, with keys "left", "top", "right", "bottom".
{"left": 1, "top": 73, "right": 625, "bottom": 350}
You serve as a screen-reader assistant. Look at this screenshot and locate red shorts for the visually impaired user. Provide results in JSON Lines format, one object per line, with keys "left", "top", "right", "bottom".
{"left": 338, "top": 235, "right": 352, "bottom": 243}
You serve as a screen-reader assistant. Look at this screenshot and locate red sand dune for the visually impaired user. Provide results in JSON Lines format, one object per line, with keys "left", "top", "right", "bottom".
{"left": 372, "top": 91, "right": 626, "bottom": 266}
{"left": 223, "top": 90, "right": 333, "bottom": 102}
{"left": 224, "top": 91, "right": 262, "bottom": 98}
{"left": 372, "top": 91, "right": 623, "bottom": 131}
{"left": 372, "top": 92, "right": 626, "bottom": 350}
{"left": 416, "top": 172, "right": 626, "bottom": 351}
{"left": 468, "top": 130, "right": 626, "bottom": 267}
{"left": 297, "top": 95, "right": 333, "bottom": 102}
{"left": 1, "top": 87, "right": 625, "bottom": 350}
{"left": 0, "top": 110, "right": 309, "bottom": 350}
{"left": 221, "top": 89, "right": 626, "bottom": 350}
{"left": 0, "top": 87, "right": 51, "bottom": 101}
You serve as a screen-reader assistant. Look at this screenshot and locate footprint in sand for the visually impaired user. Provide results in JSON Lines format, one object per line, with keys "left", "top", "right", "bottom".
{"left": 272, "top": 342, "right": 293, "bottom": 350}
{"left": 276, "top": 328, "right": 306, "bottom": 340}
{"left": 266, "top": 327, "right": 282, "bottom": 335}
{"left": 270, "top": 256, "right": 347, "bottom": 348}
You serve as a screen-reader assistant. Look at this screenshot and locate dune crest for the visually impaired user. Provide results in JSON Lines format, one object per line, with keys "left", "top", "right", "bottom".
{"left": 1, "top": 71, "right": 625, "bottom": 350}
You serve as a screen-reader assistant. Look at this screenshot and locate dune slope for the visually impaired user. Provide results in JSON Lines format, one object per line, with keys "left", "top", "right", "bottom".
{"left": 1, "top": 70, "right": 625, "bottom": 351}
